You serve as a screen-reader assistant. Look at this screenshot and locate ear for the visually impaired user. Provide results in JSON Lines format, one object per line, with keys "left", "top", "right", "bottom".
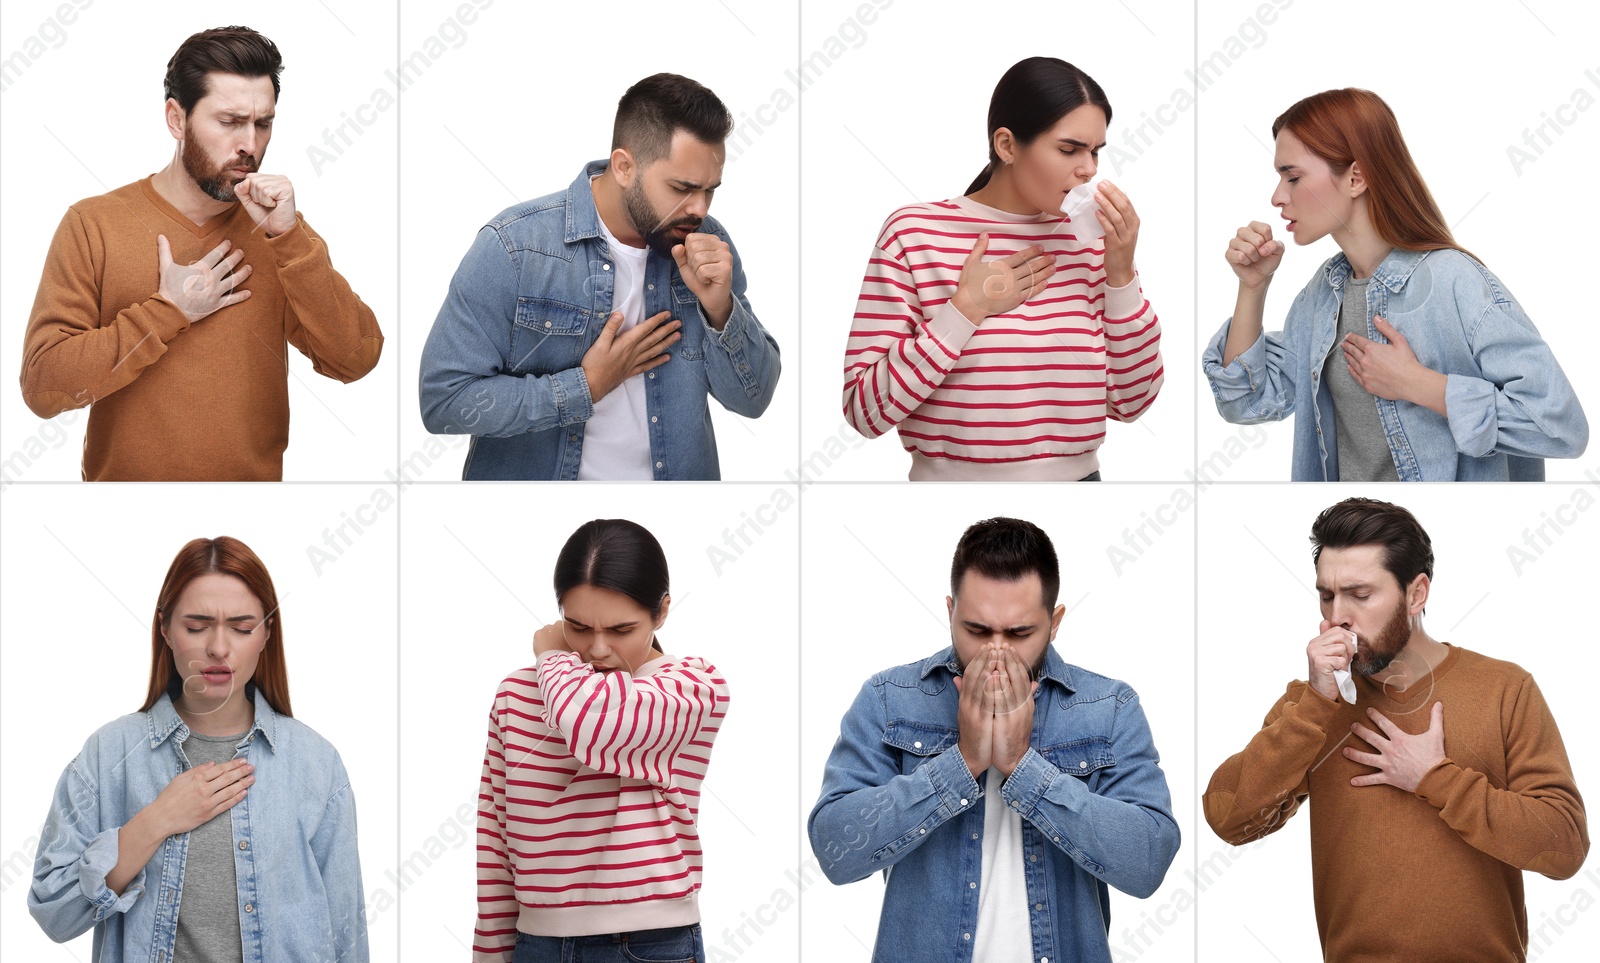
{"left": 1406, "top": 574, "right": 1430, "bottom": 617}
{"left": 165, "top": 98, "right": 187, "bottom": 142}
{"left": 1346, "top": 160, "right": 1368, "bottom": 199}
{"left": 945, "top": 595, "right": 955, "bottom": 623}
{"left": 610, "top": 147, "right": 636, "bottom": 187}
{"left": 261, "top": 616, "right": 273, "bottom": 645}
{"left": 159, "top": 613, "right": 172, "bottom": 647}
{"left": 1047, "top": 603, "right": 1066, "bottom": 642}
{"left": 653, "top": 593, "right": 671, "bottom": 630}
{"left": 992, "top": 127, "right": 1017, "bottom": 165}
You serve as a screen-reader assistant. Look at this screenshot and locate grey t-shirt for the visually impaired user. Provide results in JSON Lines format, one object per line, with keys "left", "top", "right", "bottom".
{"left": 175, "top": 730, "right": 248, "bottom": 963}
{"left": 1324, "top": 276, "right": 1400, "bottom": 481}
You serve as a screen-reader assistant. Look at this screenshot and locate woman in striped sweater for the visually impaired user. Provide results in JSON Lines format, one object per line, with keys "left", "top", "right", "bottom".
{"left": 842, "top": 56, "right": 1164, "bottom": 480}
{"left": 473, "top": 519, "right": 729, "bottom": 963}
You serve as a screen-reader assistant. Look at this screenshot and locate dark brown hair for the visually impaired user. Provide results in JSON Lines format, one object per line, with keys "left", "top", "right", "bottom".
{"left": 143, "top": 536, "right": 290, "bottom": 715}
{"left": 612, "top": 73, "right": 733, "bottom": 167}
{"left": 554, "top": 519, "right": 670, "bottom": 619}
{"left": 967, "top": 57, "right": 1112, "bottom": 195}
{"left": 1309, "top": 497, "right": 1434, "bottom": 591}
{"left": 950, "top": 517, "right": 1060, "bottom": 609}
{"left": 164, "top": 26, "right": 284, "bottom": 114}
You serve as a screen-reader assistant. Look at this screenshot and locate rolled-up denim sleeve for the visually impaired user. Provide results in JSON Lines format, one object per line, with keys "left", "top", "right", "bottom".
{"left": 1201, "top": 315, "right": 1298, "bottom": 425}
{"left": 28, "top": 756, "right": 144, "bottom": 942}
{"left": 999, "top": 688, "right": 1179, "bottom": 899}
{"left": 419, "top": 226, "right": 594, "bottom": 437}
{"left": 700, "top": 226, "right": 781, "bottom": 418}
{"left": 310, "top": 758, "right": 369, "bottom": 963}
{"left": 1445, "top": 299, "right": 1588, "bottom": 460}
{"left": 807, "top": 680, "right": 980, "bottom": 886}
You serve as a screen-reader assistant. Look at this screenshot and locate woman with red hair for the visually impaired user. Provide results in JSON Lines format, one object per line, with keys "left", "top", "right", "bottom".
{"left": 1203, "top": 88, "right": 1587, "bottom": 481}
{"left": 28, "top": 537, "right": 368, "bottom": 962}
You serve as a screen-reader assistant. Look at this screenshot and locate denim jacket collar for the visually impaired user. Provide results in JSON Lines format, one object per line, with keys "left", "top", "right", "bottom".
{"left": 1323, "top": 247, "right": 1430, "bottom": 295}
{"left": 146, "top": 687, "right": 280, "bottom": 752}
{"left": 916, "top": 643, "right": 1075, "bottom": 693}
{"left": 563, "top": 160, "right": 609, "bottom": 245}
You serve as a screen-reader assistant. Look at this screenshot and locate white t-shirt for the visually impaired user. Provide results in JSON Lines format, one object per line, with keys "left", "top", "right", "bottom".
{"left": 974, "top": 768, "right": 1034, "bottom": 963}
{"left": 579, "top": 201, "right": 654, "bottom": 480}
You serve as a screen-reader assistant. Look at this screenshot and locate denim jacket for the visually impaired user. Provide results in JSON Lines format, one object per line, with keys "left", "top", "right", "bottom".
{"left": 1202, "top": 248, "right": 1588, "bottom": 480}
{"left": 28, "top": 689, "right": 368, "bottom": 962}
{"left": 418, "top": 160, "right": 782, "bottom": 480}
{"left": 808, "top": 645, "right": 1179, "bottom": 963}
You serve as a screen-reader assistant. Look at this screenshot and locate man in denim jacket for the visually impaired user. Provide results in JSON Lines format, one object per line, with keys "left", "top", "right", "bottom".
{"left": 809, "top": 518, "right": 1179, "bottom": 963}
{"left": 418, "top": 73, "right": 780, "bottom": 480}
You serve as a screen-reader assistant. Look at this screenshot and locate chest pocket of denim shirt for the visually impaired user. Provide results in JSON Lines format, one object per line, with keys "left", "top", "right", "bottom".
{"left": 509, "top": 297, "right": 591, "bottom": 374}
{"left": 668, "top": 279, "right": 707, "bottom": 361}
{"left": 883, "top": 720, "right": 959, "bottom": 774}
{"left": 1041, "top": 737, "right": 1116, "bottom": 788}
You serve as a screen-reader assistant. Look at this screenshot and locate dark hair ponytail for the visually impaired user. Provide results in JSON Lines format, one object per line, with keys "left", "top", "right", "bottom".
{"left": 966, "top": 57, "right": 1113, "bottom": 194}
{"left": 553, "top": 519, "right": 670, "bottom": 618}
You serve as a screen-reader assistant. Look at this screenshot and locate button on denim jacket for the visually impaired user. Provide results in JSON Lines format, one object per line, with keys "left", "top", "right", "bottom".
{"left": 1202, "top": 248, "right": 1588, "bottom": 480}
{"left": 28, "top": 689, "right": 368, "bottom": 962}
{"left": 808, "top": 645, "right": 1179, "bottom": 963}
{"left": 418, "top": 160, "right": 782, "bottom": 480}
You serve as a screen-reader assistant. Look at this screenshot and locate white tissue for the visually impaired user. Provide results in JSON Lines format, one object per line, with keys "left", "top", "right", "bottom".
{"left": 1059, "top": 182, "right": 1106, "bottom": 240}
{"left": 1333, "top": 631, "right": 1358, "bottom": 704}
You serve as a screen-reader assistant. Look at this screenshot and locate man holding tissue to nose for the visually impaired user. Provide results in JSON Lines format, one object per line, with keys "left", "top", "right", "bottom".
{"left": 418, "top": 73, "right": 781, "bottom": 480}
{"left": 809, "top": 517, "right": 1179, "bottom": 963}
{"left": 1205, "top": 497, "right": 1588, "bottom": 961}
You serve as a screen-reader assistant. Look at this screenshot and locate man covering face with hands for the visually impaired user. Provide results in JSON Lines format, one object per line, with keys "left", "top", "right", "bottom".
{"left": 419, "top": 72, "right": 781, "bottom": 480}
{"left": 809, "top": 517, "right": 1178, "bottom": 963}
{"left": 18, "top": 25, "right": 383, "bottom": 481}
{"left": 1204, "top": 497, "right": 1589, "bottom": 961}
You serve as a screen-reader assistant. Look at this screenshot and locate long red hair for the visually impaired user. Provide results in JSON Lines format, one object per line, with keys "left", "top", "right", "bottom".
{"left": 142, "top": 536, "right": 292, "bottom": 716}
{"left": 1273, "top": 88, "right": 1475, "bottom": 261}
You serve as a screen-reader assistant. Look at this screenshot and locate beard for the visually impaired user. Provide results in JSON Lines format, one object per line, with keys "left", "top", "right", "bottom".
{"left": 184, "top": 136, "right": 257, "bottom": 202}
{"left": 623, "top": 177, "right": 703, "bottom": 258}
{"left": 1351, "top": 596, "right": 1412, "bottom": 677}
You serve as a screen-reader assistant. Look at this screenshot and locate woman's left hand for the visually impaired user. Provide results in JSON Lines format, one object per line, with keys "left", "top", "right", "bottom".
{"left": 1095, "top": 180, "right": 1140, "bottom": 288}
{"left": 1343, "top": 316, "right": 1448, "bottom": 416}
{"left": 533, "top": 622, "right": 570, "bottom": 656}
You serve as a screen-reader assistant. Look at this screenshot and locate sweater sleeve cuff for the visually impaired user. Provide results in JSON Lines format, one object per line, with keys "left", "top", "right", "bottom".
{"left": 80, "top": 828, "right": 144, "bottom": 919}
{"left": 1288, "top": 681, "right": 1344, "bottom": 726}
{"left": 1102, "top": 277, "right": 1146, "bottom": 324}
{"left": 265, "top": 215, "right": 317, "bottom": 263}
{"left": 1414, "top": 758, "right": 1463, "bottom": 807}
{"left": 926, "top": 300, "right": 980, "bottom": 358}
{"left": 146, "top": 295, "right": 194, "bottom": 341}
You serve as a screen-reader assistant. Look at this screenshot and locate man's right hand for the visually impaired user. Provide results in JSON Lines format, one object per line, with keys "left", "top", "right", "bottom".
{"left": 1307, "top": 619, "right": 1355, "bottom": 703}
{"left": 581, "top": 310, "right": 682, "bottom": 403}
{"left": 1225, "top": 221, "right": 1284, "bottom": 290}
{"left": 147, "top": 758, "right": 255, "bottom": 836}
{"left": 954, "top": 645, "right": 996, "bottom": 778}
{"left": 157, "top": 236, "right": 253, "bottom": 323}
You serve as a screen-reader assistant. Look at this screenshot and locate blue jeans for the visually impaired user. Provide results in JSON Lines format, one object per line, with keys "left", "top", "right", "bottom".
{"left": 513, "top": 925, "right": 704, "bottom": 963}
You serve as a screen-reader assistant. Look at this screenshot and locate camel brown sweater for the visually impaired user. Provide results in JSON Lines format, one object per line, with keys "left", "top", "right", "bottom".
{"left": 19, "top": 176, "right": 382, "bottom": 480}
{"left": 1205, "top": 645, "right": 1588, "bottom": 962}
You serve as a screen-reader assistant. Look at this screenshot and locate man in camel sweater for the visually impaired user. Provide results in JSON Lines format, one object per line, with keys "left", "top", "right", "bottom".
{"left": 1204, "top": 497, "right": 1588, "bottom": 962}
{"left": 18, "top": 26, "right": 382, "bottom": 481}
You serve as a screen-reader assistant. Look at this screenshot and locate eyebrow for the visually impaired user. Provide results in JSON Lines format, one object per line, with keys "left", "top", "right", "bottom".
{"left": 181, "top": 614, "right": 259, "bottom": 622}
{"left": 670, "top": 178, "right": 722, "bottom": 191}
{"left": 961, "top": 620, "right": 1038, "bottom": 634}
{"left": 1314, "top": 581, "right": 1374, "bottom": 593}
{"left": 565, "top": 617, "right": 641, "bottom": 630}
{"left": 217, "top": 109, "right": 274, "bottom": 121}
{"left": 1276, "top": 163, "right": 1300, "bottom": 173}
{"left": 1057, "top": 137, "right": 1108, "bottom": 150}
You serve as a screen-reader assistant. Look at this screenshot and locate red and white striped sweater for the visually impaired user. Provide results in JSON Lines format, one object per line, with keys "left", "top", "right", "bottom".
{"left": 473, "top": 650, "right": 729, "bottom": 960}
{"left": 842, "top": 197, "right": 1164, "bottom": 480}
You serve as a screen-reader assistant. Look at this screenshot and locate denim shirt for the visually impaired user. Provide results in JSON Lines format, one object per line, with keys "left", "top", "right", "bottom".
{"left": 28, "top": 689, "right": 368, "bottom": 962}
{"left": 808, "top": 645, "right": 1179, "bottom": 963}
{"left": 1202, "top": 248, "right": 1588, "bottom": 480}
{"left": 418, "top": 160, "right": 782, "bottom": 480}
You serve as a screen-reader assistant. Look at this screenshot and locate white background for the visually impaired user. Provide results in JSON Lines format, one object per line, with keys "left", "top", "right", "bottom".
{"left": 798, "top": 0, "right": 1199, "bottom": 483}
{"left": 0, "top": 484, "right": 401, "bottom": 960}
{"left": 1196, "top": 0, "right": 1600, "bottom": 481}
{"left": 800, "top": 485, "right": 1198, "bottom": 962}
{"left": 0, "top": 0, "right": 400, "bottom": 483}
{"left": 1198, "top": 484, "right": 1600, "bottom": 962}
{"left": 396, "top": 485, "right": 800, "bottom": 962}
{"left": 395, "top": 0, "right": 800, "bottom": 482}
